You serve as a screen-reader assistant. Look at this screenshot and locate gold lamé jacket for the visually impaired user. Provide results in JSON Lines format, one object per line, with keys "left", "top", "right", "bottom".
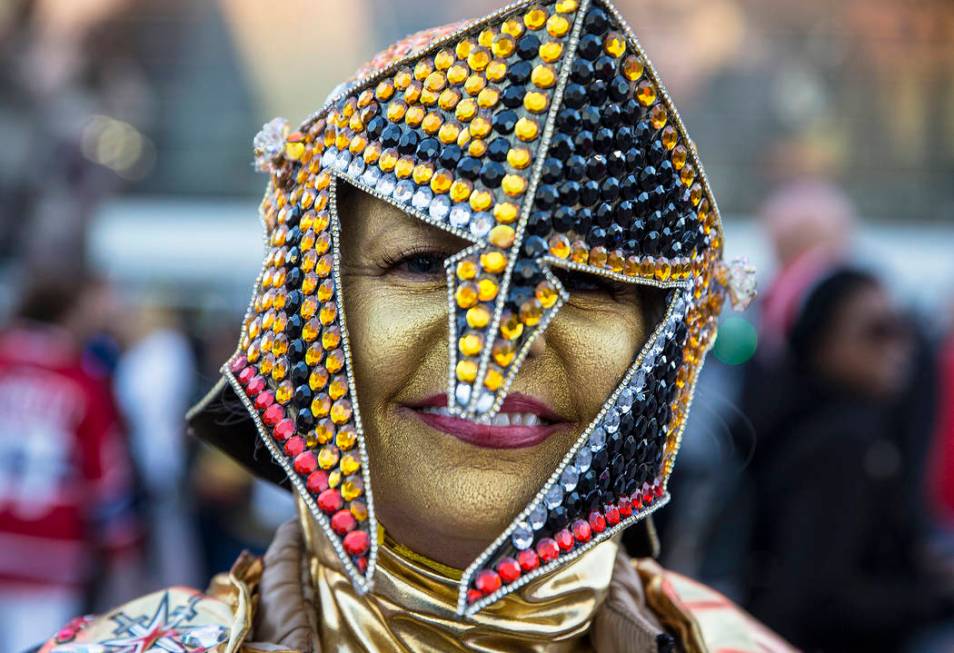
{"left": 37, "top": 518, "right": 793, "bottom": 653}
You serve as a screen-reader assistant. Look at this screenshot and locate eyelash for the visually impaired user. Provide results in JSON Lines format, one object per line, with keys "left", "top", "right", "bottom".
{"left": 381, "top": 247, "right": 452, "bottom": 276}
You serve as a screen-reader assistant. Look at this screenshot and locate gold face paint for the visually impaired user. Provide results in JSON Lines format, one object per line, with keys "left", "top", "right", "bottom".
{"left": 337, "top": 184, "right": 652, "bottom": 567}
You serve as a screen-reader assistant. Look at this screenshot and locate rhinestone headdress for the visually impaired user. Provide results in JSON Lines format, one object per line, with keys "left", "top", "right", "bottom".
{"left": 225, "top": 0, "right": 745, "bottom": 616}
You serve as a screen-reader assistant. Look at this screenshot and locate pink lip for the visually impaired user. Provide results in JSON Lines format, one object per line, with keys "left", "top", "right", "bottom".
{"left": 402, "top": 393, "right": 569, "bottom": 450}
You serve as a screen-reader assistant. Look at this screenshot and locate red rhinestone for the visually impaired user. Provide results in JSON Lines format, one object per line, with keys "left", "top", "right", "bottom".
{"left": 618, "top": 496, "right": 633, "bottom": 517}
{"left": 306, "top": 470, "right": 329, "bottom": 494}
{"left": 555, "top": 529, "right": 574, "bottom": 552}
{"left": 355, "top": 555, "right": 368, "bottom": 573}
{"left": 274, "top": 418, "right": 296, "bottom": 442}
{"left": 230, "top": 356, "right": 248, "bottom": 373}
{"left": 655, "top": 483, "right": 664, "bottom": 497}
{"left": 475, "top": 569, "right": 502, "bottom": 595}
{"left": 246, "top": 375, "right": 266, "bottom": 395}
{"left": 467, "top": 588, "right": 483, "bottom": 604}
{"left": 642, "top": 487, "right": 654, "bottom": 505}
{"left": 331, "top": 509, "right": 357, "bottom": 534}
{"left": 343, "top": 529, "right": 370, "bottom": 555}
{"left": 254, "top": 390, "right": 275, "bottom": 410}
{"left": 496, "top": 557, "right": 521, "bottom": 583}
{"left": 536, "top": 537, "right": 560, "bottom": 563}
{"left": 632, "top": 492, "right": 644, "bottom": 510}
{"left": 604, "top": 505, "right": 620, "bottom": 526}
{"left": 517, "top": 549, "right": 540, "bottom": 572}
{"left": 262, "top": 403, "right": 284, "bottom": 426}
{"left": 572, "top": 519, "right": 592, "bottom": 543}
{"left": 283, "top": 435, "right": 304, "bottom": 456}
{"left": 237, "top": 366, "right": 255, "bottom": 385}
{"left": 588, "top": 510, "right": 607, "bottom": 534}
{"left": 294, "top": 451, "right": 317, "bottom": 474}
{"left": 317, "top": 488, "right": 343, "bottom": 513}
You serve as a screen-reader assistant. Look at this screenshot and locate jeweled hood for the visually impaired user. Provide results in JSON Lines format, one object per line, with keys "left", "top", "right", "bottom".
{"left": 188, "top": 0, "right": 754, "bottom": 617}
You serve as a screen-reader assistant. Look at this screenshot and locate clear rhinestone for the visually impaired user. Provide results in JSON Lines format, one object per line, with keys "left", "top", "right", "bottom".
{"left": 574, "top": 446, "right": 592, "bottom": 473}
{"left": 361, "top": 166, "right": 382, "bottom": 187}
{"left": 545, "top": 483, "right": 563, "bottom": 509}
{"left": 412, "top": 187, "right": 433, "bottom": 210}
{"left": 321, "top": 147, "right": 338, "bottom": 167}
{"left": 334, "top": 150, "right": 352, "bottom": 172}
{"left": 429, "top": 195, "right": 452, "bottom": 221}
{"left": 617, "top": 387, "right": 634, "bottom": 413}
{"left": 469, "top": 212, "right": 493, "bottom": 238}
{"left": 393, "top": 179, "right": 415, "bottom": 202}
{"left": 375, "top": 174, "right": 396, "bottom": 196}
{"left": 589, "top": 427, "right": 607, "bottom": 452}
{"left": 528, "top": 503, "right": 547, "bottom": 530}
{"left": 560, "top": 465, "right": 579, "bottom": 492}
{"left": 475, "top": 391, "right": 494, "bottom": 413}
{"left": 455, "top": 383, "right": 471, "bottom": 407}
{"left": 448, "top": 204, "right": 471, "bottom": 227}
{"left": 347, "top": 156, "right": 366, "bottom": 177}
{"left": 603, "top": 407, "right": 620, "bottom": 434}
{"left": 512, "top": 522, "right": 533, "bottom": 550}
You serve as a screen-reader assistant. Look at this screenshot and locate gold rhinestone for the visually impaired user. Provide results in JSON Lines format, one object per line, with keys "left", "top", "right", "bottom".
{"left": 637, "top": 80, "right": 657, "bottom": 107}
{"left": 435, "top": 49, "right": 455, "bottom": 70}
{"left": 492, "top": 339, "right": 515, "bottom": 366}
{"left": 478, "top": 27, "right": 495, "bottom": 48}
{"left": 492, "top": 34, "right": 516, "bottom": 58}
{"left": 546, "top": 14, "right": 570, "bottom": 37}
{"left": 524, "top": 5, "right": 547, "bottom": 30}
{"left": 622, "top": 55, "right": 644, "bottom": 81}
{"left": 523, "top": 91, "right": 548, "bottom": 113}
{"left": 405, "top": 105, "right": 425, "bottom": 127}
{"left": 480, "top": 250, "right": 507, "bottom": 273}
{"left": 455, "top": 38, "right": 474, "bottom": 60}
{"left": 468, "top": 139, "right": 488, "bottom": 157}
{"left": 604, "top": 31, "right": 626, "bottom": 57}
{"left": 466, "top": 305, "right": 491, "bottom": 329}
{"left": 459, "top": 332, "right": 483, "bottom": 356}
{"left": 484, "top": 366, "right": 504, "bottom": 391}
{"left": 456, "top": 259, "right": 478, "bottom": 280}
{"left": 486, "top": 59, "right": 507, "bottom": 82}
{"left": 414, "top": 59, "right": 433, "bottom": 81}
{"left": 455, "top": 99, "right": 477, "bottom": 122}
{"left": 477, "top": 87, "right": 499, "bottom": 109}
{"left": 501, "top": 174, "right": 528, "bottom": 196}
{"left": 447, "top": 64, "right": 468, "bottom": 85}
{"left": 531, "top": 64, "right": 556, "bottom": 89}
{"left": 464, "top": 74, "right": 486, "bottom": 96}
{"left": 514, "top": 117, "right": 539, "bottom": 141}
{"left": 488, "top": 224, "right": 516, "bottom": 249}
{"left": 555, "top": 0, "right": 578, "bottom": 13}
{"left": 501, "top": 17, "right": 524, "bottom": 38}
{"left": 456, "top": 359, "right": 478, "bottom": 382}
{"left": 438, "top": 122, "right": 461, "bottom": 144}
{"left": 467, "top": 47, "right": 491, "bottom": 72}
{"left": 438, "top": 88, "right": 461, "bottom": 110}
{"left": 650, "top": 104, "right": 668, "bottom": 130}
{"left": 506, "top": 147, "right": 531, "bottom": 169}
{"left": 539, "top": 41, "right": 563, "bottom": 63}
{"left": 494, "top": 202, "right": 519, "bottom": 223}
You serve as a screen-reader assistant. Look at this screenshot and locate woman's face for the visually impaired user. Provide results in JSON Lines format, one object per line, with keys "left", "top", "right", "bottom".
{"left": 338, "top": 184, "right": 654, "bottom": 568}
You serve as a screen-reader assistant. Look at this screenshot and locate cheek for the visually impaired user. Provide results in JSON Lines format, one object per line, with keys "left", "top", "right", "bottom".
{"left": 550, "top": 303, "right": 648, "bottom": 417}
{"left": 342, "top": 276, "right": 447, "bottom": 408}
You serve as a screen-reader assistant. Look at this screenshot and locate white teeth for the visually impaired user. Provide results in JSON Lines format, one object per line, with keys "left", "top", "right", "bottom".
{"left": 417, "top": 407, "right": 548, "bottom": 426}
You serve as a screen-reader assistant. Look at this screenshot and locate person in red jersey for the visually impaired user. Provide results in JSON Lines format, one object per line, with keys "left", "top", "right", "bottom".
{"left": 0, "top": 272, "right": 139, "bottom": 653}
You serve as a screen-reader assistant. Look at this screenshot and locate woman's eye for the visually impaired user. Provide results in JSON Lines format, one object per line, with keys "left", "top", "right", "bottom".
{"left": 553, "top": 268, "right": 631, "bottom": 297}
{"left": 390, "top": 251, "right": 447, "bottom": 276}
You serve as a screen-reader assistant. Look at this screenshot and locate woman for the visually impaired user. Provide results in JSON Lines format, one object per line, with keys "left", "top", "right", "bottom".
{"left": 38, "top": 1, "right": 786, "bottom": 651}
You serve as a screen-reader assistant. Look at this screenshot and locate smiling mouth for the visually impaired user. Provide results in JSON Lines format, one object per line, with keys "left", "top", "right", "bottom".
{"left": 403, "top": 393, "right": 569, "bottom": 449}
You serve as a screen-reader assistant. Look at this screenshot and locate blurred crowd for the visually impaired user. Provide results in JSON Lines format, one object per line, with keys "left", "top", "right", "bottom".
{"left": 1, "top": 0, "right": 953, "bottom": 651}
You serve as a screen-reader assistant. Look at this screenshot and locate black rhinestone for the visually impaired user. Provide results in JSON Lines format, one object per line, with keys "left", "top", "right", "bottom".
{"left": 508, "top": 60, "right": 532, "bottom": 84}
{"left": 573, "top": 130, "right": 594, "bottom": 155}
{"left": 594, "top": 128, "right": 615, "bottom": 153}
{"left": 623, "top": 434, "right": 638, "bottom": 458}
{"left": 547, "top": 505, "right": 570, "bottom": 531}
{"left": 287, "top": 339, "right": 305, "bottom": 359}
{"left": 517, "top": 34, "right": 541, "bottom": 59}
{"left": 581, "top": 106, "right": 602, "bottom": 130}
{"left": 625, "top": 478, "right": 640, "bottom": 496}
{"left": 565, "top": 491, "right": 582, "bottom": 515}
{"left": 296, "top": 407, "right": 315, "bottom": 430}
{"left": 523, "top": 235, "right": 548, "bottom": 257}
{"left": 416, "top": 137, "right": 440, "bottom": 161}
{"left": 580, "top": 469, "right": 598, "bottom": 494}
{"left": 592, "top": 448, "right": 609, "bottom": 471}
{"left": 286, "top": 206, "right": 302, "bottom": 227}
{"left": 609, "top": 431, "right": 623, "bottom": 455}
{"left": 616, "top": 199, "right": 635, "bottom": 223}
{"left": 612, "top": 474, "right": 627, "bottom": 496}
{"left": 285, "top": 247, "right": 301, "bottom": 266}
{"left": 620, "top": 175, "right": 639, "bottom": 200}
{"left": 512, "top": 260, "right": 538, "bottom": 283}
{"left": 564, "top": 83, "right": 586, "bottom": 108}
{"left": 606, "top": 149, "right": 625, "bottom": 174}
{"left": 486, "top": 138, "right": 511, "bottom": 161}
{"left": 594, "top": 55, "right": 616, "bottom": 80}
{"left": 565, "top": 155, "right": 586, "bottom": 180}
{"left": 439, "top": 145, "right": 462, "bottom": 168}
{"left": 480, "top": 161, "right": 506, "bottom": 187}
{"left": 587, "top": 79, "right": 608, "bottom": 104}
{"left": 285, "top": 315, "right": 304, "bottom": 338}
{"left": 509, "top": 286, "right": 534, "bottom": 307}
{"left": 285, "top": 267, "right": 302, "bottom": 289}
{"left": 294, "top": 384, "right": 313, "bottom": 405}
{"left": 584, "top": 7, "right": 609, "bottom": 33}
{"left": 398, "top": 129, "right": 419, "bottom": 154}
{"left": 501, "top": 85, "right": 525, "bottom": 109}
{"left": 586, "top": 154, "right": 607, "bottom": 180}
{"left": 585, "top": 489, "right": 602, "bottom": 512}
{"left": 607, "top": 222, "right": 625, "bottom": 247}
{"left": 541, "top": 157, "right": 564, "bottom": 183}
{"left": 380, "top": 124, "right": 402, "bottom": 148}
{"left": 366, "top": 116, "right": 385, "bottom": 139}
{"left": 609, "top": 77, "right": 629, "bottom": 102}
{"left": 557, "top": 108, "right": 581, "bottom": 133}
{"left": 291, "top": 363, "right": 310, "bottom": 388}
{"left": 549, "top": 133, "right": 574, "bottom": 160}
{"left": 559, "top": 180, "right": 581, "bottom": 205}
{"left": 588, "top": 226, "right": 607, "bottom": 246}
{"left": 553, "top": 207, "right": 576, "bottom": 232}
{"left": 574, "top": 207, "right": 593, "bottom": 233}
{"left": 570, "top": 58, "right": 594, "bottom": 84}
{"left": 626, "top": 148, "right": 645, "bottom": 172}
{"left": 493, "top": 110, "right": 518, "bottom": 134}
{"left": 456, "top": 156, "right": 481, "bottom": 180}
{"left": 580, "top": 180, "right": 600, "bottom": 206}
{"left": 285, "top": 290, "right": 303, "bottom": 314}
{"left": 615, "top": 126, "right": 634, "bottom": 150}
{"left": 601, "top": 177, "right": 620, "bottom": 202}
{"left": 285, "top": 226, "right": 301, "bottom": 246}
{"left": 598, "top": 469, "right": 612, "bottom": 491}
{"left": 594, "top": 202, "right": 613, "bottom": 228}
{"left": 535, "top": 184, "right": 559, "bottom": 210}
{"left": 527, "top": 210, "right": 551, "bottom": 235}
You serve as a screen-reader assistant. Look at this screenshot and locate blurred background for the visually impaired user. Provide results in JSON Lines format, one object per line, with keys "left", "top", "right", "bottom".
{"left": 0, "top": 0, "right": 952, "bottom": 650}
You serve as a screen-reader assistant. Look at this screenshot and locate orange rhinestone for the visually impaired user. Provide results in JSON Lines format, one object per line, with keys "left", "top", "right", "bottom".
{"left": 492, "top": 339, "right": 516, "bottom": 366}
{"left": 637, "top": 80, "right": 657, "bottom": 107}
{"left": 549, "top": 234, "right": 571, "bottom": 258}
{"left": 484, "top": 366, "right": 504, "bottom": 391}
{"left": 604, "top": 31, "right": 626, "bottom": 57}
{"left": 535, "top": 281, "right": 559, "bottom": 308}
{"left": 430, "top": 169, "right": 454, "bottom": 194}
{"left": 650, "top": 104, "right": 668, "bottom": 130}
{"left": 661, "top": 125, "right": 678, "bottom": 150}
{"left": 672, "top": 144, "right": 688, "bottom": 171}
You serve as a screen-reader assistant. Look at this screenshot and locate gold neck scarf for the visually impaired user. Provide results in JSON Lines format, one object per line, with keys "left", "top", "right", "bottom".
{"left": 298, "top": 504, "right": 619, "bottom": 653}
